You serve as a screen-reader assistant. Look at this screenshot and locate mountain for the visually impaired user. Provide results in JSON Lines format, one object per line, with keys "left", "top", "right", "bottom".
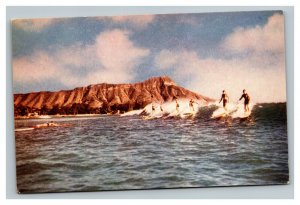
{"left": 14, "top": 76, "right": 214, "bottom": 116}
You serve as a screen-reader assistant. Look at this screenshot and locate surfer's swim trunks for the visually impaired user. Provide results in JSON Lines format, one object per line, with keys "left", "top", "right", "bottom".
{"left": 223, "top": 99, "right": 227, "bottom": 107}
{"left": 221, "top": 94, "right": 228, "bottom": 107}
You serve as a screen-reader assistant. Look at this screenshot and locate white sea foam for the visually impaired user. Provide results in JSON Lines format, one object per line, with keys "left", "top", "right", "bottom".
{"left": 142, "top": 99, "right": 204, "bottom": 119}
{"left": 120, "top": 109, "right": 143, "bottom": 117}
{"left": 121, "top": 99, "right": 255, "bottom": 119}
{"left": 211, "top": 101, "right": 254, "bottom": 119}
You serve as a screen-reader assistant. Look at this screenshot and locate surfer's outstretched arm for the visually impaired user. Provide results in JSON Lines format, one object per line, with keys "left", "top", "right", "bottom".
{"left": 219, "top": 96, "right": 223, "bottom": 103}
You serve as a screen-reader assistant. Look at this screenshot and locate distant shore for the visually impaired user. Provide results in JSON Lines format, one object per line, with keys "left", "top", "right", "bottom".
{"left": 14, "top": 113, "right": 110, "bottom": 120}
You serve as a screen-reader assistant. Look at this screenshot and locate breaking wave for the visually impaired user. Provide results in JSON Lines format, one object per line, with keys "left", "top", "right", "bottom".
{"left": 121, "top": 100, "right": 287, "bottom": 123}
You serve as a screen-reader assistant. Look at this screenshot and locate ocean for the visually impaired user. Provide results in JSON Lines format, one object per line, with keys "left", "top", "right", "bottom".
{"left": 15, "top": 102, "right": 289, "bottom": 193}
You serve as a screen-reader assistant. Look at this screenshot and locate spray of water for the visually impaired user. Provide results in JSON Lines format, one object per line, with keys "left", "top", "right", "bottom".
{"left": 211, "top": 101, "right": 254, "bottom": 119}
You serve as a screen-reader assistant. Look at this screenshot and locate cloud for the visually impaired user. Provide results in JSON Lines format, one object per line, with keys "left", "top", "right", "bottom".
{"left": 13, "top": 29, "right": 150, "bottom": 90}
{"left": 54, "top": 43, "right": 99, "bottom": 70}
{"left": 155, "top": 49, "right": 286, "bottom": 103}
{"left": 154, "top": 13, "right": 286, "bottom": 103}
{"left": 154, "top": 50, "right": 200, "bottom": 77}
{"left": 221, "top": 13, "right": 285, "bottom": 54}
{"left": 12, "top": 18, "right": 58, "bottom": 32}
{"left": 83, "top": 29, "right": 150, "bottom": 84}
{"left": 95, "top": 29, "right": 150, "bottom": 72}
{"left": 13, "top": 51, "right": 60, "bottom": 83}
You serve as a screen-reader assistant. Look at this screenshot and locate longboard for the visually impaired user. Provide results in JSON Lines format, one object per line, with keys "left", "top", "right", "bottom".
{"left": 33, "top": 124, "right": 71, "bottom": 129}
{"left": 239, "top": 111, "right": 251, "bottom": 119}
{"left": 181, "top": 112, "right": 196, "bottom": 119}
{"left": 15, "top": 127, "right": 35, "bottom": 132}
{"left": 212, "top": 112, "right": 228, "bottom": 119}
{"left": 142, "top": 115, "right": 163, "bottom": 120}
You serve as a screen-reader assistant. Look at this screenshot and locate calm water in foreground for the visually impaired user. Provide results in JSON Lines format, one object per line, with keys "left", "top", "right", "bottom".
{"left": 15, "top": 103, "right": 289, "bottom": 193}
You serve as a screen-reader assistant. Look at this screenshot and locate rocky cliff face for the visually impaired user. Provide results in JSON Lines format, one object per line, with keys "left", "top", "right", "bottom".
{"left": 14, "top": 76, "right": 214, "bottom": 116}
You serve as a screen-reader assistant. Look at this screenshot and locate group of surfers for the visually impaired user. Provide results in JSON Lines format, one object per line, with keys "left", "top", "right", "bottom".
{"left": 151, "top": 89, "right": 251, "bottom": 114}
{"left": 151, "top": 96, "right": 198, "bottom": 113}
{"left": 38, "top": 90, "right": 250, "bottom": 127}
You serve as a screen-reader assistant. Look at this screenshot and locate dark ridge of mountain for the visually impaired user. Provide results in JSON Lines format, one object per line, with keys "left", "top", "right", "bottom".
{"left": 14, "top": 76, "right": 214, "bottom": 116}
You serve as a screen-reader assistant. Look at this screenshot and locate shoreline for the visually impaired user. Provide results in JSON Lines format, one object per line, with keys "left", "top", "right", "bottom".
{"left": 14, "top": 113, "right": 111, "bottom": 120}
{"left": 14, "top": 102, "right": 286, "bottom": 120}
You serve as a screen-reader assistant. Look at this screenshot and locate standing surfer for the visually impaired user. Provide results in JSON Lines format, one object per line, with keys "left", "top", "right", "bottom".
{"left": 175, "top": 99, "right": 180, "bottom": 113}
{"left": 239, "top": 89, "right": 250, "bottom": 112}
{"left": 160, "top": 104, "right": 164, "bottom": 112}
{"left": 219, "top": 90, "right": 229, "bottom": 111}
{"left": 152, "top": 104, "right": 155, "bottom": 112}
{"left": 151, "top": 94, "right": 155, "bottom": 113}
{"left": 189, "top": 99, "right": 198, "bottom": 112}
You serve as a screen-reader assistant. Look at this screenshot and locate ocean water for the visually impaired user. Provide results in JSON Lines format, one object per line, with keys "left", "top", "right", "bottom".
{"left": 15, "top": 103, "right": 289, "bottom": 193}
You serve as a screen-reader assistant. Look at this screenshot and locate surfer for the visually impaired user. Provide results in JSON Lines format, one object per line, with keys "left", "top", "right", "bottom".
{"left": 219, "top": 90, "right": 229, "bottom": 111}
{"left": 34, "top": 121, "right": 59, "bottom": 128}
{"left": 239, "top": 89, "right": 250, "bottom": 112}
{"left": 151, "top": 94, "right": 156, "bottom": 113}
{"left": 175, "top": 99, "right": 180, "bottom": 112}
{"left": 189, "top": 99, "right": 198, "bottom": 111}
{"left": 47, "top": 121, "right": 58, "bottom": 127}
{"left": 160, "top": 104, "right": 163, "bottom": 112}
{"left": 152, "top": 104, "right": 155, "bottom": 112}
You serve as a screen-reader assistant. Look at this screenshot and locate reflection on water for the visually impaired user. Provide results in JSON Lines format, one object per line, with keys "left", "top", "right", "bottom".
{"left": 15, "top": 103, "right": 289, "bottom": 193}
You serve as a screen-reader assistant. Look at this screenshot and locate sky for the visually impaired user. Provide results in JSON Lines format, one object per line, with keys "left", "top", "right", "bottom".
{"left": 12, "top": 10, "right": 286, "bottom": 103}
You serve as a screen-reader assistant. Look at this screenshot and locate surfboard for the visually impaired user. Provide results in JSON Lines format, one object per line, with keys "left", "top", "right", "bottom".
{"left": 33, "top": 123, "right": 72, "bottom": 129}
{"left": 240, "top": 111, "right": 251, "bottom": 119}
{"left": 181, "top": 112, "right": 196, "bottom": 119}
{"left": 212, "top": 112, "right": 228, "bottom": 119}
{"left": 182, "top": 112, "right": 194, "bottom": 115}
{"left": 15, "top": 127, "right": 35, "bottom": 132}
{"left": 15, "top": 124, "right": 72, "bottom": 132}
{"left": 142, "top": 115, "right": 163, "bottom": 120}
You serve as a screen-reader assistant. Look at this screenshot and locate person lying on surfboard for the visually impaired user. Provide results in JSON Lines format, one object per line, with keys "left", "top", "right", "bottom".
{"left": 33, "top": 121, "right": 72, "bottom": 129}
{"left": 33, "top": 121, "right": 59, "bottom": 128}
{"left": 47, "top": 121, "right": 58, "bottom": 127}
{"left": 219, "top": 90, "right": 229, "bottom": 111}
{"left": 239, "top": 89, "right": 250, "bottom": 112}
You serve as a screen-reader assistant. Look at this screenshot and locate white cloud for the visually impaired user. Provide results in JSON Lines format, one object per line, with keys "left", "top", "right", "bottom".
{"left": 12, "top": 18, "right": 58, "bottom": 32}
{"left": 154, "top": 50, "right": 200, "bottom": 78}
{"left": 154, "top": 13, "right": 286, "bottom": 103}
{"left": 54, "top": 44, "right": 95, "bottom": 68}
{"left": 155, "top": 49, "right": 286, "bottom": 103}
{"left": 221, "top": 13, "right": 285, "bottom": 54}
{"left": 13, "top": 52, "right": 60, "bottom": 83}
{"left": 83, "top": 29, "right": 150, "bottom": 85}
{"left": 13, "top": 29, "right": 150, "bottom": 89}
{"left": 95, "top": 29, "right": 150, "bottom": 72}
